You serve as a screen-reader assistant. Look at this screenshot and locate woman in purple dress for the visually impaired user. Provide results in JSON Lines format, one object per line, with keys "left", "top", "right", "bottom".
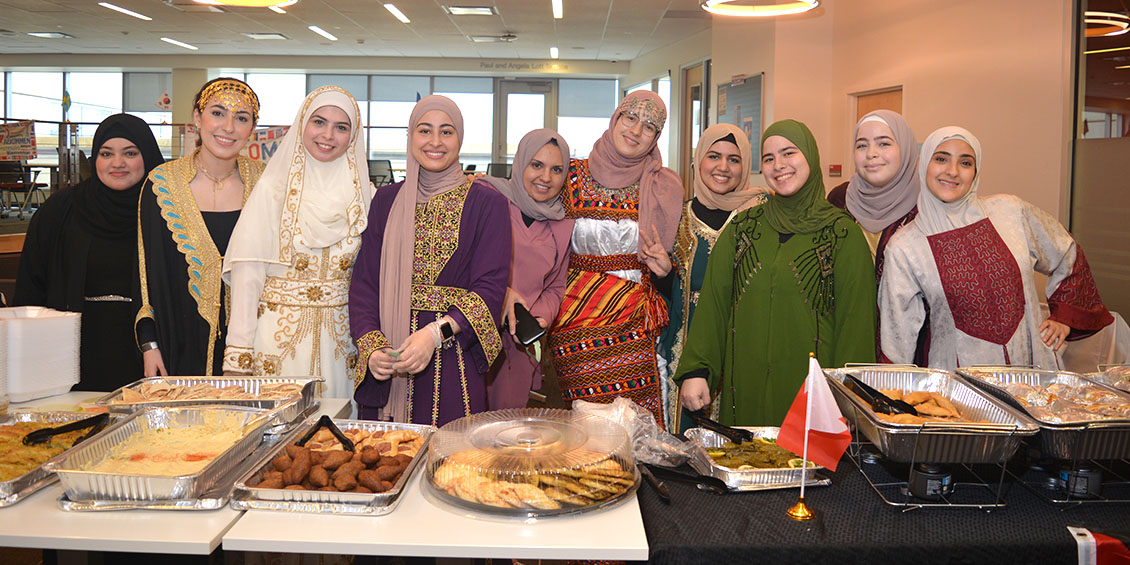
{"left": 349, "top": 95, "right": 511, "bottom": 426}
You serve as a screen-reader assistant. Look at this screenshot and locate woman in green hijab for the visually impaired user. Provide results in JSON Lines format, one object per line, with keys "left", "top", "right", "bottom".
{"left": 674, "top": 119, "right": 877, "bottom": 426}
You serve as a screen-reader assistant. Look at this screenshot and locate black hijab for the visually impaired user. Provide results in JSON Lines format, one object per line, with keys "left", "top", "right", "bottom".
{"left": 71, "top": 113, "right": 164, "bottom": 239}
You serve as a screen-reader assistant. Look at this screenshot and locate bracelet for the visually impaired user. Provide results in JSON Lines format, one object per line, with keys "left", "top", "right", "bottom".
{"left": 140, "top": 341, "right": 160, "bottom": 352}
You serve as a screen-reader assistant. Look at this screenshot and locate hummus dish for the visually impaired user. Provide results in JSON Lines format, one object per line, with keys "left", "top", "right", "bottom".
{"left": 84, "top": 417, "right": 246, "bottom": 476}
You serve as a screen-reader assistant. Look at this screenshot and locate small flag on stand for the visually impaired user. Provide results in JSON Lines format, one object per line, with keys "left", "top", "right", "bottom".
{"left": 779, "top": 354, "right": 851, "bottom": 521}
{"left": 777, "top": 354, "right": 852, "bottom": 472}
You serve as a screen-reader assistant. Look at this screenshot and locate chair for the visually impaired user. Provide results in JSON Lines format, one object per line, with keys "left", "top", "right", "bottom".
{"left": 487, "top": 163, "right": 511, "bottom": 178}
{"left": 368, "top": 159, "right": 394, "bottom": 186}
{"left": 0, "top": 161, "right": 48, "bottom": 220}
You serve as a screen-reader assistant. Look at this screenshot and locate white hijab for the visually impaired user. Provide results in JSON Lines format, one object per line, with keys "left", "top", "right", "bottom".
{"left": 225, "top": 86, "right": 373, "bottom": 270}
{"left": 913, "top": 126, "right": 986, "bottom": 236}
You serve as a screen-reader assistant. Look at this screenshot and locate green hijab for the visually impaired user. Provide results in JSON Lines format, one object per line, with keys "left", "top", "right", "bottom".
{"left": 759, "top": 119, "right": 849, "bottom": 234}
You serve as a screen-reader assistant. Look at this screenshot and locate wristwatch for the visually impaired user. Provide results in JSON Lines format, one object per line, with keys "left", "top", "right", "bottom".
{"left": 439, "top": 318, "right": 455, "bottom": 349}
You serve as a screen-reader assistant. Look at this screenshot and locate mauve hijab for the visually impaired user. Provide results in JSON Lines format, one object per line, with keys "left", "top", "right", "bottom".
{"left": 482, "top": 128, "right": 571, "bottom": 221}
{"left": 845, "top": 110, "right": 921, "bottom": 233}
{"left": 587, "top": 91, "right": 684, "bottom": 251}
{"left": 377, "top": 94, "right": 467, "bottom": 421}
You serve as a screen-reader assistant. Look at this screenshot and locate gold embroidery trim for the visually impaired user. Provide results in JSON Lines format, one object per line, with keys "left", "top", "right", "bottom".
{"left": 222, "top": 345, "right": 254, "bottom": 375}
{"left": 353, "top": 330, "right": 392, "bottom": 389}
{"left": 413, "top": 180, "right": 472, "bottom": 285}
{"left": 410, "top": 283, "right": 502, "bottom": 365}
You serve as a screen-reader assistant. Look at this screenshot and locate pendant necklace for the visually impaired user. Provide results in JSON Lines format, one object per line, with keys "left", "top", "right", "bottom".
{"left": 196, "top": 157, "right": 237, "bottom": 208}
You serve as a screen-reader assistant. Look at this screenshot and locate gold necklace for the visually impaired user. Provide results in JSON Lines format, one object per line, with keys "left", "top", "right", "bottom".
{"left": 196, "top": 157, "right": 237, "bottom": 208}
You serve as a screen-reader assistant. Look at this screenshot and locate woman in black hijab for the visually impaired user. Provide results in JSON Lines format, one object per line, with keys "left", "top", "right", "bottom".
{"left": 14, "top": 113, "right": 164, "bottom": 391}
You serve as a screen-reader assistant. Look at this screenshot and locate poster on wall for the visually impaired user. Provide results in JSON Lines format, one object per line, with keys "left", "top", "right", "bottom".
{"left": 181, "top": 125, "right": 289, "bottom": 165}
{"left": 0, "top": 121, "right": 39, "bottom": 161}
{"left": 716, "top": 73, "right": 763, "bottom": 174}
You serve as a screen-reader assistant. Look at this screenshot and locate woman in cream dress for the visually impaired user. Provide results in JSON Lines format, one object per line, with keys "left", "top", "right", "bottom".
{"left": 223, "top": 86, "right": 374, "bottom": 399}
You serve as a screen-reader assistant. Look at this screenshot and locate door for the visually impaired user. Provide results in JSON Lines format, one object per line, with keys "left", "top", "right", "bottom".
{"left": 494, "top": 79, "right": 556, "bottom": 167}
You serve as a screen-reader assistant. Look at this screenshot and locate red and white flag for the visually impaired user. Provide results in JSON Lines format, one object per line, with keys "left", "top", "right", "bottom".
{"left": 776, "top": 356, "right": 852, "bottom": 472}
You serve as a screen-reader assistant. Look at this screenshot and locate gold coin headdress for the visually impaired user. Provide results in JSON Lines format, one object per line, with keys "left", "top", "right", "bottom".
{"left": 195, "top": 79, "right": 260, "bottom": 123}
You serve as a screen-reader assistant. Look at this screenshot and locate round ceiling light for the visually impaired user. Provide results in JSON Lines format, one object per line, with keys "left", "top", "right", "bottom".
{"left": 701, "top": 0, "right": 819, "bottom": 17}
{"left": 1085, "top": 11, "right": 1130, "bottom": 37}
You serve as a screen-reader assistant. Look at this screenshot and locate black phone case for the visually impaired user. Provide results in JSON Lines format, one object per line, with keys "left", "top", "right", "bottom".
{"left": 511, "top": 302, "right": 547, "bottom": 346}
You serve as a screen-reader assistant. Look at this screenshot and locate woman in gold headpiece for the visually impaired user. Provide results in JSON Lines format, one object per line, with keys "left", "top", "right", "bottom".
{"left": 135, "top": 77, "right": 265, "bottom": 376}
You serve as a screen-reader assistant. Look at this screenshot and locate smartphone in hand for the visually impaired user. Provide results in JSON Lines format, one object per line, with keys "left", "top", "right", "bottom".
{"left": 508, "top": 302, "right": 547, "bottom": 346}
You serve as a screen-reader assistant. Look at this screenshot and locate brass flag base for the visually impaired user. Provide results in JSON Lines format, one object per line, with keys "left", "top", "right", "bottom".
{"left": 786, "top": 497, "right": 814, "bottom": 521}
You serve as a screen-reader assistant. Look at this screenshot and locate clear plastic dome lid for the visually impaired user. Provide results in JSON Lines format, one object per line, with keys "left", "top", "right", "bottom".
{"left": 426, "top": 408, "right": 638, "bottom": 516}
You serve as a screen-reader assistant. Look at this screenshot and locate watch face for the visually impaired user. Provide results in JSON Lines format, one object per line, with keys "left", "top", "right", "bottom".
{"left": 440, "top": 321, "right": 454, "bottom": 340}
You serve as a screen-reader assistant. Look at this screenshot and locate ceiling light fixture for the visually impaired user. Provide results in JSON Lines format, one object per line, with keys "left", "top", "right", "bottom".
{"left": 384, "top": 3, "right": 411, "bottom": 24}
{"left": 191, "top": 0, "right": 299, "bottom": 7}
{"left": 552, "top": 0, "right": 563, "bottom": 19}
{"left": 268, "top": 5, "right": 286, "bottom": 13}
{"left": 443, "top": 6, "right": 495, "bottom": 16}
{"left": 308, "top": 25, "right": 338, "bottom": 40}
{"left": 550, "top": 46, "right": 559, "bottom": 59}
{"left": 1085, "top": 11, "right": 1130, "bottom": 37}
{"left": 1116, "top": 64, "right": 1130, "bottom": 69}
{"left": 98, "top": 2, "right": 153, "bottom": 21}
{"left": 469, "top": 33, "right": 517, "bottom": 42}
{"left": 161, "top": 37, "right": 198, "bottom": 50}
{"left": 28, "top": 32, "right": 74, "bottom": 39}
{"left": 245, "top": 32, "right": 287, "bottom": 39}
{"left": 701, "top": 0, "right": 818, "bottom": 17}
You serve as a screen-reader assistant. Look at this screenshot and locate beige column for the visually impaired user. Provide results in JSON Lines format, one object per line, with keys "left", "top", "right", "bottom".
{"left": 170, "top": 68, "right": 212, "bottom": 158}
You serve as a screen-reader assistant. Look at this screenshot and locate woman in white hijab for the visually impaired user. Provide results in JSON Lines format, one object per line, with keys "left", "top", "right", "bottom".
{"left": 879, "top": 126, "right": 1113, "bottom": 371}
{"left": 222, "top": 85, "right": 374, "bottom": 399}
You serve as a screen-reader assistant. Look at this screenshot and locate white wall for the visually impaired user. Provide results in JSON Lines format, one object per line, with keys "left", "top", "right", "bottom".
{"left": 710, "top": 0, "right": 1075, "bottom": 222}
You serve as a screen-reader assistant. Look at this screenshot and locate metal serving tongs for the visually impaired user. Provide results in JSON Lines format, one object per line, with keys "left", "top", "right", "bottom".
{"left": 685, "top": 410, "right": 755, "bottom": 444}
{"left": 294, "top": 414, "right": 355, "bottom": 452}
{"left": 842, "top": 374, "right": 918, "bottom": 416}
{"left": 22, "top": 413, "right": 111, "bottom": 447}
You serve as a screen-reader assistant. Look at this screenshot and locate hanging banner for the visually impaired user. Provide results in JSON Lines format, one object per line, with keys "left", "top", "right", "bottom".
{"left": 0, "top": 121, "right": 39, "bottom": 161}
{"left": 180, "top": 125, "right": 289, "bottom": 165}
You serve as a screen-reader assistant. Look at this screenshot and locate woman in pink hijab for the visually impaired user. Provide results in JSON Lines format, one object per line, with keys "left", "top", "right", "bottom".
{"left": 350, "top": 95, "right": 511, "bottom": 426}
{"left": 547, "top": 91, "right": 684, "bottom": 426}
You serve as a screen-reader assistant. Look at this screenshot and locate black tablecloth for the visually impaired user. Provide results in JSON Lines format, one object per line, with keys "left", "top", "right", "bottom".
{"left": 639, "top": 456, "right": 1130, "bottom": 565}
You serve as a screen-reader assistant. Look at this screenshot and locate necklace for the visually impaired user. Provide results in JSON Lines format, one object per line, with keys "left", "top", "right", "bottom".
{"left": 196, "top": 157, "right": 237, "bottom": 208}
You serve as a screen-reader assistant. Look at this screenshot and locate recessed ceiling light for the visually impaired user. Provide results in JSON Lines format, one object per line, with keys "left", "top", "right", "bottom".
{"left": 98, "top": 2, "right": 153, "bottom": 20}
{"left": 443, "top": 6, "right": 495, "bottom": 16}
{"left": 552, "top": 0, "right": 563, "bottom": 19}
{"left": 384, "top": 3, "right": 411, "bottom": 24}
{"left": 28, "top": 31, "right": 74, "bottom": 39}
{"left": 161, "top": 37, "right": 198, "bottom": 50}
{"left": 308, "top": 25, "right": 337, "bottom": 41}
{"left": 245, "top": 32, "right": 287, "bottom": 39}
{"left": 268, "top": 5, "right": 286, "bottom": 13}
{"left": 550, "top": 46, "right": 559, "bottom": 59}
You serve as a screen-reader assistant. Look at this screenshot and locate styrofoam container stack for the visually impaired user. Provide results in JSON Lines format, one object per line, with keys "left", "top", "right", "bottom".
{"left": 0, "top": 306, "right": 80, "bottom": 402}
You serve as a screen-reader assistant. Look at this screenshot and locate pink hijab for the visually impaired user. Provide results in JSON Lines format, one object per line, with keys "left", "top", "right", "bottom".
{"left": 587, "top": 91, "right": 684, "bottom": 252}
{"left": 377, "top": 95, "right": 467, "bottom": 421}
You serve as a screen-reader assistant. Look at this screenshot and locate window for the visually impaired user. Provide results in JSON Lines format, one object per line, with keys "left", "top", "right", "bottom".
{"left": 558, "top": 79, "right": 617, "bottom": 159}
{"left": 9, "top": 72, "right": 63, "bottom": 149}
{"left": 124, "top": 72, "right": 173, "bottom": 157}
{"left": 368, "top": 76, "right": 430, "bottom": 168}
{"left": 434, "top": 77, "right": 493, "bottom": 170}
{"left": 68, "top": 72, "right": 124, "bottom": 155}
{"left": 246, "top": 73, "right": 306, "bottom": 126}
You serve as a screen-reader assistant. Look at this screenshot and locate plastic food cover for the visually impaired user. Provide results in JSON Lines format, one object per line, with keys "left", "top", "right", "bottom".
{"left": 0, "top": 307, "right": 80, "bottom": 402}
{"left": 426, "top": 408, "right": 638, "bottom": 517}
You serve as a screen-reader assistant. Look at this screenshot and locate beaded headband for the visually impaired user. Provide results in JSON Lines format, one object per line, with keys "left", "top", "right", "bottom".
{"left": 195, "top": 79, "right": 260, "bottom": 123}
{"left": 618, "top": 96, "right": 667, "bottom": 131}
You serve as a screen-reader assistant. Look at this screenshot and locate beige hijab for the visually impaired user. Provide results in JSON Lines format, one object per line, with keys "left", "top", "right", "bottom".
{"left": 378, "top": 95, "right": 467, "bottom": 421}
{"left": 224, "top": 85, "right": 371, "bottom": 272}
{"left": 692, "top": 122, "right": 768, "bottom": 212}
{"left": 913, "top": 126, "right": 985, "bottom": 236}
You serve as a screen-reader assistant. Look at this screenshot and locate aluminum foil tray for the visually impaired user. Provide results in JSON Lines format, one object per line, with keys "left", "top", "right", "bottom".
{"left": 1088, "top": 365, "right": 1130, "bottom": 393}
{"left": 825, "top": 367, "right": 1038, "bottom": 464}
{"left": 47, "top": 406, "right": 272, "bottom": 502}
{"left": 956, "top": 366, "right": 1130, "bottom": 460}
{"left": 94, "top": 377, "right": 322, "bottom": 425}
{"left": 0, "top": 411, "right": 107, "bottom": 507}
{"left": 230, "top": 418, "right": 434, "bottom": 515}
{"left": 684, "top": 427, "right": 829, "bottom": 491}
